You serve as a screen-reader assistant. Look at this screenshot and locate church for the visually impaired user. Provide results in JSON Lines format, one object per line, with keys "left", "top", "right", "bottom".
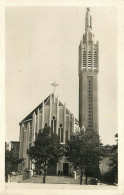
{"left": 18, "top": 91, "right": 79, "bottom": 175}
{"left": 18, "top": 7, "right": 99, "bottom": 176}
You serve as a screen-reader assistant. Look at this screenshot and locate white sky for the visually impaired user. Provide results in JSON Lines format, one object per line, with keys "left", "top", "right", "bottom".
{"left": 5, "top": 6, "right": 117, "bottom": 145}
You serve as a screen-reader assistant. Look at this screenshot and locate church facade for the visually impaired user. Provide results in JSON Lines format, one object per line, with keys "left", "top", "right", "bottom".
{"left": 18, "top": 93, "right": 78, "bottom": 175}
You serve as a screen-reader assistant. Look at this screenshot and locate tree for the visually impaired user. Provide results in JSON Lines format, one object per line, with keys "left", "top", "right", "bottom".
{"left": 109, "top": 133, "right": 118, "bottom": 184}
{"left": 27, "top": 127, "right": 65, "bottom": 183}
{"left": 5, "top": 148, "right": 24, "bottom": 182}
{"left": 99, "top": 134, "right": 118, "bottom": 185}
{"left": 65, "top": 129, "right": 103, "bottom": 185}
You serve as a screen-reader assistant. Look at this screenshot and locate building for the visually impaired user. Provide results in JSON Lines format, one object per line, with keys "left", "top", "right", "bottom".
{"left": 79, "top": 8, "right": 99, "bottom": 131}
{"left": 5, "top": 141, "right": 20, "bottom": 158}
{"left": 5, "top": 141, "right": 20, "bottom": 172}
{"left": 18, "top": 93, "right": 78, "bottom": 175}
{"left": 18, "top": 7, "right": 99, "bottom": 176}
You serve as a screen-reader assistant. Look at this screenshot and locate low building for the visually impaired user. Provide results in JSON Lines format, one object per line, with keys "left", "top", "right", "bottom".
{"left": 5, "top": 141, "right": 20, "bottom": 172}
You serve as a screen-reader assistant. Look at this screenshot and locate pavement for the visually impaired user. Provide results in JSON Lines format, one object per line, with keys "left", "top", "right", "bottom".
{"left": 4, "top": 183, "right": 118, "bottom": 195}
{"left": 3, "top": 176, "right": 118, "bottom": 195}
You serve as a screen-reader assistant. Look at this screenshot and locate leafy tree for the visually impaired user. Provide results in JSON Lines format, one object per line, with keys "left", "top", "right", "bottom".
{"left": 109, "top": 133, "right": 118, "bottom": 184}
{"left": 27, "top": 127, "right": 65, "bottom": 183}
{"left": 65, "top": 129, "right": 103, "bottom": 185}
{"left": 98, "top": 134, "right": 118, "bottom": 185}
{"left": 5, "top": 148, "right": 24, "bottom": 182}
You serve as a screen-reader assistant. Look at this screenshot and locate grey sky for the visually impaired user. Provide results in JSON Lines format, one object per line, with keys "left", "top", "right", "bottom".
{"left": 5, "top": 6, "right": 117, "bottom": 145}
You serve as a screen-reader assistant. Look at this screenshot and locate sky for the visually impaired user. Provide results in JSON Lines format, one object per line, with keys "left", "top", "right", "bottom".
{"left": 5, "top": 6, "right": 117, "bottom": 145}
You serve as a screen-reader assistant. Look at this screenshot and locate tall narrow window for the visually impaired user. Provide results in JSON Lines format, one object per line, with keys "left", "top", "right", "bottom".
{"left": 87, "top": 77, "right": 93, "bottom": 129}
{"left": 51, "top": 116, "right": 56, "bottom": 133}
{"left": 94, "top": 51, "right": 97, "bottom": 68}
{"left": 58, "top": 128, "right": 60, "bottom": 140}
{"left": 66, "top": 130, "right": 68, "bottom": 141}
{"left": 83, "top": 51, "right": 86, "bottom": 67}
{"left": 29, "top": 130, "right": 32, "bottom": 143}
{"left": 61, "top": 128, "right": 63, "bottom": 142}
{"left": 88, "top": 52, "right": 92, "bottom": 68}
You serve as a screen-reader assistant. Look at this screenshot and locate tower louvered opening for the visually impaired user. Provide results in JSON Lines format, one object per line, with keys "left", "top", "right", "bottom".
{"left": 94, "top": 51, "right": 97, "bottom": 68}
{"left": 88, "top": 51, "right": 92, "bottom": 68}
{"left": 83, "top": 51, "right": 86, "bottom": 67}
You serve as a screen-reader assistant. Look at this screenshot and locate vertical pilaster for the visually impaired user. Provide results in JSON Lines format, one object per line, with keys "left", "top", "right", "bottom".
{"left": 92, "top": 41, "right": 94, "bottom": 71}
{"left": 26, "top": 122, "right": 30, "bottom": 168}
{"left": 32, "top": 112, "right": 36, "bottom": 144}
{"left": 37, "top": 108, "right": 40, "bottom": 134}
{"left": 63, "top": 103, "right": 66, "bottom": 143}
{"left": 72, "top": 115, "right": 75, "bottom": 133}
{"left": 68, "top": 110, "right": 70, "bottom": 140}
{"left": 49, "top": 94, "right": 52, "bottom": 127}
{"left": 97, "top": 41, "right": 99, "bottom": 71}
{"left": 27, "top": 122, "right": 30, "bottom": 149}
{"left": 56, "top": 97, "right": 59, "bottom": 135}
{"left": 42, "top": 101, "right": 44, "bottom": 129}
{"left": 19, "top": 124, "right": 24, "bottom": 160}
{"left": 86, "top": 38, "right": 88, "bottom": 71}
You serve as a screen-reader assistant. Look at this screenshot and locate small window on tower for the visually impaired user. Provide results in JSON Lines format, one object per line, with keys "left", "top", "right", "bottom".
{"left": 60, "top": 124, "right": 62, "bottom": 127}
{"left": 83, "top": 51, "right": 86, "bottom": 68}
{"left": 94, "top": 51, "right": 97, "bottom": 68}
{"left": 88, "top": 52, "right": 92, "bottom": 68}
{"left": 45, "top": 123, "right": 47, "bottom": 127}
{"left": 53, "top": 116, "right": 55, "bottom": 120}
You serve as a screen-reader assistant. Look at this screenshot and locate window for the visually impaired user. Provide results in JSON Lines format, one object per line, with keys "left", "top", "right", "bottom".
{"left": 58, "top": 128, "right": 60, "bottom": 139}
{"left": 88, "top": 52, "right": 92, "bottom": 68}
{"left": 45, "top": 123, "right": 47, "bottom": 127}
{"left": 29, "top": 130, "right": 32, "bottom": 142}
{"left": 94, "top": 51, "right": 97, "bottom": 68}
{"left": 60, "top": 124, "right": 62, "bottom": 127}
{"left": 66, "top": 130, "right": 68, "bottom": 141}
{"left": 83, "top": 51, "right": 86, "bottom": 67}
{"left": 53, "top": 116, "right": 55, "bottom": 120}
{"left": 61, "top": 128, "right": 63, "bottom": 142}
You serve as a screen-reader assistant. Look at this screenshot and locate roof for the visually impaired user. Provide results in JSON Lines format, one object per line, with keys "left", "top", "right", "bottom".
{"left": 20, "top": 93, "right": 79, "bottom": 124}
{"left": 20, "top": 94, "right": 50, "bottom": 124}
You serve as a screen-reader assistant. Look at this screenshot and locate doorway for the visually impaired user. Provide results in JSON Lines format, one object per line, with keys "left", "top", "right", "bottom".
{"left": 63, "top": 163, "right": 69, "bottom": 176}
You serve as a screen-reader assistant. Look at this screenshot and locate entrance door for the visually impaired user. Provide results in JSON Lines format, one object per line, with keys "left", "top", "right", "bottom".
{"left": 63, "top": 163, "right": 69, "bottom": 176}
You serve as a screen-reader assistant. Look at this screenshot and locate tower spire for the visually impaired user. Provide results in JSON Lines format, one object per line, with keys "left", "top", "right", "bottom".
{"left": 85, "top": 7, "right": 92, "bottom": 31}
{"left": 79, "top": 8, "right": 99, "bottom": 132}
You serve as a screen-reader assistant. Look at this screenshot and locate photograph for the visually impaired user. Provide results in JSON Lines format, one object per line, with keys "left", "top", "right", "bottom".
{"left": 4, "top": 4, "right": 119, "bottom": 194}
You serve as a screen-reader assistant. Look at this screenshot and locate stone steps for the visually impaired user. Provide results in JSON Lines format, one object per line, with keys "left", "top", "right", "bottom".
{"left": 22, "top": 175, "right": 80, "bottom": 184}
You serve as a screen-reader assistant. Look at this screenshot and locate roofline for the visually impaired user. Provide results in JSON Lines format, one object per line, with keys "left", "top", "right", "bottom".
{"left": 19, "top": 93, "right": 52, "bottom": 124}
{"left": 19, "top": 93, "right": 79, "bottom": 124}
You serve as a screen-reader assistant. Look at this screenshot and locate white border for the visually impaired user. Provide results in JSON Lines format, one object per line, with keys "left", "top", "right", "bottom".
{"left": 0, "top": 0, "right": 124, "bottom": 194}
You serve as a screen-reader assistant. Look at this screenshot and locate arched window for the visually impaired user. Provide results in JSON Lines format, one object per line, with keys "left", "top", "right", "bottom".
{"left": 83, "top": 51, "right": 86, "bottom": 67}
{"left": 88, "top": 51, "right": 92, "bottom": 68}
{"left": 94, "top": 51, "right": 97, "bottom": 68}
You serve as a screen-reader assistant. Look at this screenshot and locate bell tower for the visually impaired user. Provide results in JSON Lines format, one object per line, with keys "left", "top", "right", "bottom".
{"left": 79, "top": 8, "right": 99, "bottom": 132}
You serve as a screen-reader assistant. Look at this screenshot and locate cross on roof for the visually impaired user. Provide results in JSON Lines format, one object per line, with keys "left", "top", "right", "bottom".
{"left": 51, "top": 81, "right": 59, "bottom": 96}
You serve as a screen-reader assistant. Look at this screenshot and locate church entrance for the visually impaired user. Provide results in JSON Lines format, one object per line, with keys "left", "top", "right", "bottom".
{"left": 63, "top": 163, "right": 69, "bottom": 176}
{"left": 47, "top": 164, "right": 56, "bottom": 176}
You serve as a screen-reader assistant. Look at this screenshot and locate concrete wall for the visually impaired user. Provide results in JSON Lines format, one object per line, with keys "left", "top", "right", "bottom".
{"left": 8, "top": 172, "right": 29, "bottom": 183}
